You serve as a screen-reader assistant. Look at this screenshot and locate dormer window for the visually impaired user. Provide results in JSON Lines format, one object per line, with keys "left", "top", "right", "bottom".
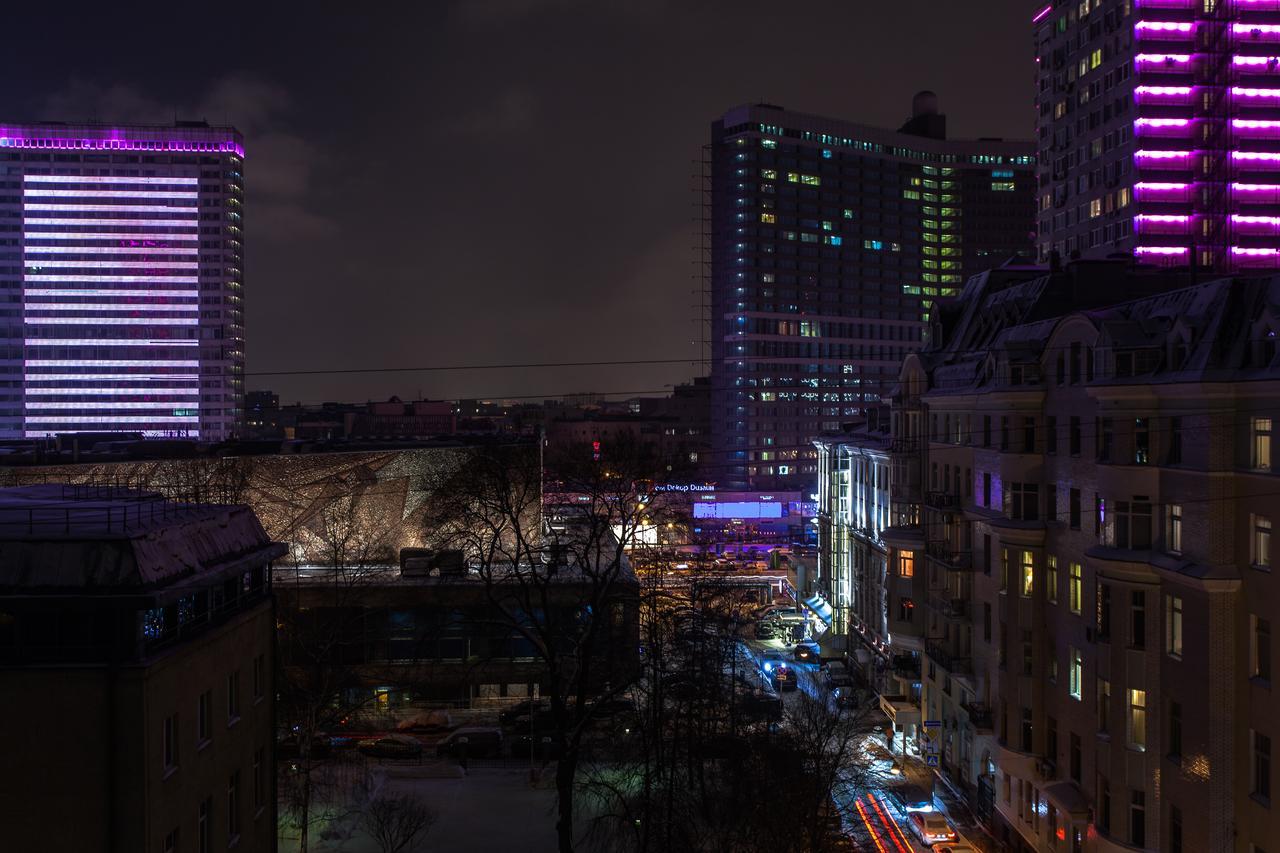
{"left": 1116, "top": 352, "right": 1134, "bottom": 378}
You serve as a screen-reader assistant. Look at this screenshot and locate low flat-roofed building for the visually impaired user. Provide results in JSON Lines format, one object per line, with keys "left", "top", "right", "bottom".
{"left": 0, "top": 484, "right": 286, "bottom": 853}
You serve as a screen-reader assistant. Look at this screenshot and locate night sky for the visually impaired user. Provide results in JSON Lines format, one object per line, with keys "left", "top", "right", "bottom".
{"left": 4, "top": 1, "right": 1033, "bottom": 405}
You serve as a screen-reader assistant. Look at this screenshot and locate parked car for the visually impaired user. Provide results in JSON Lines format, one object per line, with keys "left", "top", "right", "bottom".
{"left": 511, "top": 732, "right": 564, "bottom": 759}
{"left": 772, "top": 663, "right": 799, "bottom": 691}
{"left": 508, "top": 710, "right": 559, "bottom": 736}
{"left": 276, "top": 733, "right": 331, "bottom": 759}
{"left": 755, "top": 620, "right": 782, "bottom": 640}
{"left": 794, "top": 639, "right": 821, "bottom": 663}
{"left": 435, "top": 727, "right": 504, "bottom": 759}
{"left": 357, "top": 734, "right": 423, "bottom": 759}
{"left": 758, "top": 649, "right": 788, "bottom": 674}
{"left": 499, "top": 699, "right": 546, "bottom": 725}
{"left": 909, "top": 811, "right": 957, "bottom": 846}
{"left": 395, "top": 710, "right": 452, "bottom": 733}
{"left": 892, "top": 783, "right": 935, "bottom": 814}
{"left": 588, "top": 697, "right": 638, "bottom": 719}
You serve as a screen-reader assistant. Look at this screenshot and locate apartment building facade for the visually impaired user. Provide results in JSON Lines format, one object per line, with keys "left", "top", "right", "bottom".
{"left": 711, "top": 96, "right": 1035, "bottom": 490}
{"left": 0, "top": 485, "right": 285, "bottom": 852}
{"left": 1, "top": 122, "right": 246, "bottom": 439}
{"left": 821, "top": 261, "right": 1280, "bottom": 851}
{"left": 1033, "top": 0, "right": 1280, "bottom": 271}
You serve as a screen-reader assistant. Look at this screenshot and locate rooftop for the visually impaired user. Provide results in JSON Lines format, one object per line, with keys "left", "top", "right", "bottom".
{"left": 0, "top": 484, "right": 284, "bottom": 591}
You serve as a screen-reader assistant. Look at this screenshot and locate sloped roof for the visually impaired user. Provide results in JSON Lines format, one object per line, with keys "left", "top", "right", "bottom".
{"left": 0, "top": 484, "right": 283, "bottom": 591}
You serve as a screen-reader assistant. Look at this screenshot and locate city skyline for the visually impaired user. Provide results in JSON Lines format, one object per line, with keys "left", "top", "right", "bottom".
{"left": 0, "top": 1, "right": 1035, "bottom": 406}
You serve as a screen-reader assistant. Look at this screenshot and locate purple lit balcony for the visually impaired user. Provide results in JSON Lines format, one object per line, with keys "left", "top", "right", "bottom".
{"left": 1232, "top": 214, "right": 1280, "bottom": 235}
{"left": 1134, "top": 0, "right": 1195, "bottom": 6}
{"left": 1135, "top": 181, "right": 1194, "bottom": 202}
{"left": 1232, "top": 182, "right": 1280, "bottom": 202}
{"left": 1135, "top": 21, "right": 1196, "bottom": 41}
{"left": 1135, "top": 214, "right": 1193, "bottom": 234}
{"left": 1135, "top": 117, "right": 1195, "bottom": 138}
{"left": 1232, "top": 246, "right": 1280, "bottom": 267}
{"left": 1234, "top": 118, "right": 1280, "bottom": 139}
{"left": 1234, "top": 56, "right": 1280, "bottom": 75}
{"left": 1135, "top": 85, "right": 1196, "bottom": 105}
{"left": 1236, "top": 0, "right": 1280, "bottom": 11}
{"left": 1233, "top": 86, "right": 1280, "bottom": 104}
{"left": 1134, "top": 150, "right": 1196, "bottom": 170}
{"left": 1136, "top": 53, "right": 1195, "bottom": 71}
{"left": 1235, "top": 23, "right": 1280, "bottom": 43}
{"left": 1233, "top": 151, "right": 1280, "bottom": 170}
{"left": 1134, "top": 245, "right": 1190, "bottom": 266}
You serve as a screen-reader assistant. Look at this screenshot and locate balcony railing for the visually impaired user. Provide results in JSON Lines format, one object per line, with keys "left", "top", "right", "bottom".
{"left": 929, "top": 595, "right": 971, "bottom": 621}
{"left": 926, "top": 640, "right": 972, "bottom": 674}
{"left": 961, "top": 701, "right": 994, "bottom": 732}
{"left": 890, "top": 438, "right": 922, "bottom": 454}
{"left": 925, "top": 491, "right": 962, "bottom": 511}
{"left": 925, "top": 541, "right": 973, "bottom": 571}
{"left": 890, "top": 653, "right": 921, "bottom": 680}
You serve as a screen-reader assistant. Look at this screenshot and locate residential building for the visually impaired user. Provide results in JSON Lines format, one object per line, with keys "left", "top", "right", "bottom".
{"left": 835, "top": 260, "right": 1280, "bottom": 851}
{"left": 2, "top": 121, "right": 246, "bottom": 439}
{"left": 710, "top": 95, "right": 1035, "bottom": 491}
{"left": 1033, "top": 0, "right": 1280, "bottom": 271}
{"left": 0, "top": 484, "right": 284, "bottom": 851}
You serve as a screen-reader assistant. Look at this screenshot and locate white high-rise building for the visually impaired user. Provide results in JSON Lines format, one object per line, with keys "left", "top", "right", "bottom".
{"left": 0, "top": 121, "right": 244, "bottom": 439}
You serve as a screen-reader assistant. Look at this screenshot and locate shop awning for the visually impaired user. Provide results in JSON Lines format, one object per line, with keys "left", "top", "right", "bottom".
{"left": 803, "top": 592, "right": 834, "bottom": 626}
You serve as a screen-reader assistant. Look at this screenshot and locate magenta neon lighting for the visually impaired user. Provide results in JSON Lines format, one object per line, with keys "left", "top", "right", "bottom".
{"left": 1134, "top": 246, "right": 1189, "bottom": 255}
{"left": 1232, "top": 182, "right": 1280, "bottom": 191}
{"left": 25, "top": 303, "right": 198, "bottom": 312}
{"left": 24, "top": 388, "right": 199, "bottom": 396}
{"left": 25, "top": 339, "right": 200, "bottom": 346}
{"left": 23, "top": 232, "right": 200, "bottom": 242}
{"left": 1032, "top": 4, "right": 1052, "bottom": 23}
{"left": 1135, "top": 181, "right": 1191, "bottom": 190}
{"left": 24, "top": 317, "right": 198, "bottom": 326}
{"left": 22, "top": 416, "right": 200, "bottom": 424}
{"left": 25, "top": 402, "right": 196, "bottom": 410}
{"left": 23, "top": 275, "right": 198, "bottom": 283}
{"left": 23, "top": 219, "right": 198, "bottom": 227}
{"left": 26, "top": 375, "right": 199, "bottom": 382}
{"left": 23, "top": 290, "right": 198, "bottom": 299}
{"left": 1135, "top": 21, "right": 1195, "bottom": 32}
{"left": 1234, "top": 151, "right": 1280, "bottom": 162}
{"left": 1232, "top": 247, "right": 1280, "bottom": 256}
{"left": 23, "top": 189, "right": 198, "bottom": 199}
{"left": 25, "top": 246, "right": 199, "bottom": 255}
{"left": 1135, "top": 118, "right": 1192, "bottom": 128}
{"left": 25, "top": 260, "right": 199, "bottom": 269}
{"left": 22, "top": 203, "right": 197, "bottom": 213}
{"left": 1232, "top": 86, "right": 1280, "bottom": 97}
{"left": 1235, "top": 23, "right": 1280, "bottom": 35}
{"left": 1232, "top": 215, "right": 1280, "bottom": 225}
{"left": 1136, "top": 214, "right": 1192, "bottom": 223}
{"left": 1135, "top": 150, "right": 1193, "bottom": 159}
{"left": 1234, "top": 56, "right": 1280, "bottom": 67}
{"left": 24, "top": 360, "right": 200, "bottom": 367}
{"left": 23, "top": 175, "right": 198, "bottom": 185}
{"left": 1135, "top": 86, "right": 1194, "bottom": 95}
{"left": 1135, "top": 53, "right": 1193, "bottom": 64}
{"left": 0, "top": 133, "right": 242, "bottom": 158}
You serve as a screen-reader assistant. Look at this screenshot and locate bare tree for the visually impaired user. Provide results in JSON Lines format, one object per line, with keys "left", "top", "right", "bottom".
{"left": 361, "top": 793, "right": 438, "bottom": 853}
{"left": 420, "top": 438, "right": 658, "bottom": 853}
{"left": 276, "top": 489, "right": 400, "bottom": 853}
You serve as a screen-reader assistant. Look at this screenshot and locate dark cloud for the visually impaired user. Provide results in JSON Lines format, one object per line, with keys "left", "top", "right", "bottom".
{"left": 0, "top": 1, "right": 1034, "bottom": 404}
